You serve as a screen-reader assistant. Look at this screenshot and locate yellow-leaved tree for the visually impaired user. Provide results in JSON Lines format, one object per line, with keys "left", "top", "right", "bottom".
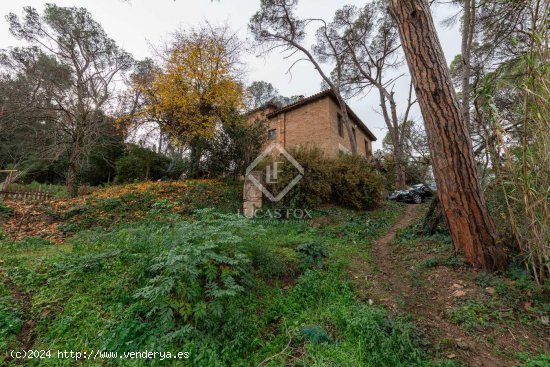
{"left": 133, "top": 24, "right": 245, "bottom": 177}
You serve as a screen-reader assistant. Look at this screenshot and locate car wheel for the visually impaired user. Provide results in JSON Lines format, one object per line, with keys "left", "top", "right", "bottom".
{"left": 412, "top": 194, "right": 422, "bottom": 204}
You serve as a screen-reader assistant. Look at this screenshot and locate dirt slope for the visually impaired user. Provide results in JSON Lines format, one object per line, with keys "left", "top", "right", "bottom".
{"left": 351, "top": 204, "right": 548, "bottom": 367}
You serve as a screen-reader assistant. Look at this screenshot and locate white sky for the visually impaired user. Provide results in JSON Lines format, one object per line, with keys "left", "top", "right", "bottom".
{"left": 0, "top": 0, "right": 461, "bottom": 151}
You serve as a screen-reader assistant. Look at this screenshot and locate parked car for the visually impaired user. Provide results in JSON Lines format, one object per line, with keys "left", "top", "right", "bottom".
{"left": 388, "top": 183, "right": 436, "bottom": 204}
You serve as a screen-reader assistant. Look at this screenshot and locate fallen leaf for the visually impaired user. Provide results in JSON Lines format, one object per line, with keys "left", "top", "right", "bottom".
{"left": 452, "top": 290, "right": 466, "bottom": 297}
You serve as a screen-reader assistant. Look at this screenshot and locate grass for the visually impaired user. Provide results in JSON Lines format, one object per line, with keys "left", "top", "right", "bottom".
{"left": 446, "top": 299, "right": 505, "bottom": 331}
{"left": 441, "top": 263, "right": 550, "bottom": 332}
{"left": 0, "top": 281, "right": 21, "bottom": 352}
{"left": 50, "top": 180, "right": 241, "bottom": 234}
{"left": 389, "top": 216, "right": 549, "bottom": 364}
{"left": 0, "top": 198, "right": 12, "bottom": 218}
{"left": 0, "top": 181, "right": 457, "bottom": 366}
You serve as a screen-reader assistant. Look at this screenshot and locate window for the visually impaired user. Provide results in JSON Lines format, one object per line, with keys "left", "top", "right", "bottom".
{"left": 365, "top": 139, "right": 371, "bottom": 157}
{"left": 352, "top": 127, "right": 356, "bottom": 143}
{"left": 268, "top": 129, "right": 277, "bottom": 140}
{"left": 337, "top": 114, "right": 344, "bottom": 137}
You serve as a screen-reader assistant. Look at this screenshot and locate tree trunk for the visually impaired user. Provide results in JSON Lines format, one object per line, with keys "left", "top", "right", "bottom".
{"left": 378, "top": 89, "right": 406, "bottom": 189}
{"left": 340, "top": 108, "right": 358, "bottom": 155}
{"left": 394, "top": 146, "right": 406, "bottom": 189}
{"left": 188, "top": 140, "right": 202, "bottom": 179}
{"left": 389, "top": 0, "right": 507, "bottom": 271}
{"left": 420, "top": 196, "right": 446, "bottom": 235}
{"left": 66, "top": 159, "right": 79, "bottom": 198}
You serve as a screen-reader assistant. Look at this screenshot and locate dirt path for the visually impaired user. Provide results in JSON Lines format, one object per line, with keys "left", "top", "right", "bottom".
{"left": 13, "top": 289, "right": 35, "bottom": 352}
{"left": 370, "top": 203, "right": 419, "bottom": 276}
{"left": 2, "top": 276, "right": 37, "bottom": 364}
{"left": 350, "top": 203, "right": 542, "bottom": 367}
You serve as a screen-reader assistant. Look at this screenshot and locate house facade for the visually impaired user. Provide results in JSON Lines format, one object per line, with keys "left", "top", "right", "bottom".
{"left": 247, "top": 90, "right": 376, "bottom": 157}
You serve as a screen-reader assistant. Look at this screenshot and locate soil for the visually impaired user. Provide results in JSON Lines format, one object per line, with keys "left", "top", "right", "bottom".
{"left": 350, "top": 203, "right": 549, "bottom": 367}
{"left": 1, "top": 276, "right": 37, "bottom": 365}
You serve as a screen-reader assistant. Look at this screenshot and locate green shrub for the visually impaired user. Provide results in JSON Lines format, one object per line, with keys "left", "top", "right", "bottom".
{"left": 296, "top": 243, "right": 329, "bottom": 269}
{"left": 114, "top": 144, "right": 170, "bottom": 183}
{"left": 134, "top": 236, "right": 252, "bottom": 334}
{"left": 266, "top": 146, "right": 332, "bottom": 208}
{"left": 331, "top": 154, "right": 385, "bottom": 210}
{"left": 264, "top": 147, "right": 384, "bottom": 210}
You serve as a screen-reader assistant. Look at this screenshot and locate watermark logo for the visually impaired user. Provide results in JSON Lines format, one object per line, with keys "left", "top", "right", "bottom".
{"left": 239, "top": 208, "right": 313, "bottom": 221}
{"left": 246, "top": 143, "right": 304, "bottom": 202}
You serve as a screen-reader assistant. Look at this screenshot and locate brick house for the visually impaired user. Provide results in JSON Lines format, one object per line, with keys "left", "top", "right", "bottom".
{"left": 247, "top": 90, "right": 377, "bottom": 157}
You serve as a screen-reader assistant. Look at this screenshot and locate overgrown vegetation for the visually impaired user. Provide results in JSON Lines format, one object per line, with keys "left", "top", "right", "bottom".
{"left": 495, "top": 8, "right": 549, "bottom": 283}
{"left": 392, "top": 219, "right": 549, "bottom": 363}
{"left": 52, "top": 180, "right": 241, "bottom": 234}
{"left": 0, "top": 182, "right": 458, "bottom": 366}
{"left": 265, "top": 147, "right": 384, "bottom": 210}
{"left": 114, "top": 144, "right": 173, "bottom": 183}
{"left": 0, "top": 0, "right": 548, "bottom": 365}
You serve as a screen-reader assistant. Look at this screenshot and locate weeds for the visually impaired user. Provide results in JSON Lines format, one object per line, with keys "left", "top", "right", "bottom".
{"left": 446, "top": 300, "right": 504, "bottom": 331}
{"left": 0, "top": 198, "right": 12, "bottom": 218}
{"left": 0, "top": 192, "right": 453, "bottom": 366}
{"left": 296, "top": 243, "right": 329, "bottom": 269}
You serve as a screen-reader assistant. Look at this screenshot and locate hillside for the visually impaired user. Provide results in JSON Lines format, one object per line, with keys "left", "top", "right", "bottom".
{"left": 1, "top": 181, "right": 548, "bottom": 366}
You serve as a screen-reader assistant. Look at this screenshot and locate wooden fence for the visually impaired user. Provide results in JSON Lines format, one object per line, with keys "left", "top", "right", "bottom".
{"left": 0, "top": 170, "right": 54, "bottom": 202}
{"left": 0, "top": 184, "right": 53, "bottom": 202}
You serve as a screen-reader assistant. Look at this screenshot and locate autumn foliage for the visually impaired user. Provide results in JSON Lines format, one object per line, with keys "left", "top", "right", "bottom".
{"left": 0, "top": 180, "right": 240, "bottom": 243}
{"left": 139, "top": 25, "right": 245, "bottom": 144}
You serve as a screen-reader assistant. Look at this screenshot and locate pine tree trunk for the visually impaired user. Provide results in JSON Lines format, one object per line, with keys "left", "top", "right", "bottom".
{"left": 389, "top": 0, "right": 507, "bottom": 271}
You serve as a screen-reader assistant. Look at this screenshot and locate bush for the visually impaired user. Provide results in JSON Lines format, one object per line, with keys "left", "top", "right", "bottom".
{"left": 263, "top": 147, "right": 384, "bottom": 210}
{"left": 114, "top": 144, "right": 170, "bottom": 183}
{"left": 296, "top": 243, "right": 329, "bottom": 269}
{"left": 331, "top": 154, "right": 385, "bottom": 210}
{"left": 134, "top": 235, "right": 252, "bottom": 334}
{"left": 268, "top": 147, "right": 332, "bottom": 208}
